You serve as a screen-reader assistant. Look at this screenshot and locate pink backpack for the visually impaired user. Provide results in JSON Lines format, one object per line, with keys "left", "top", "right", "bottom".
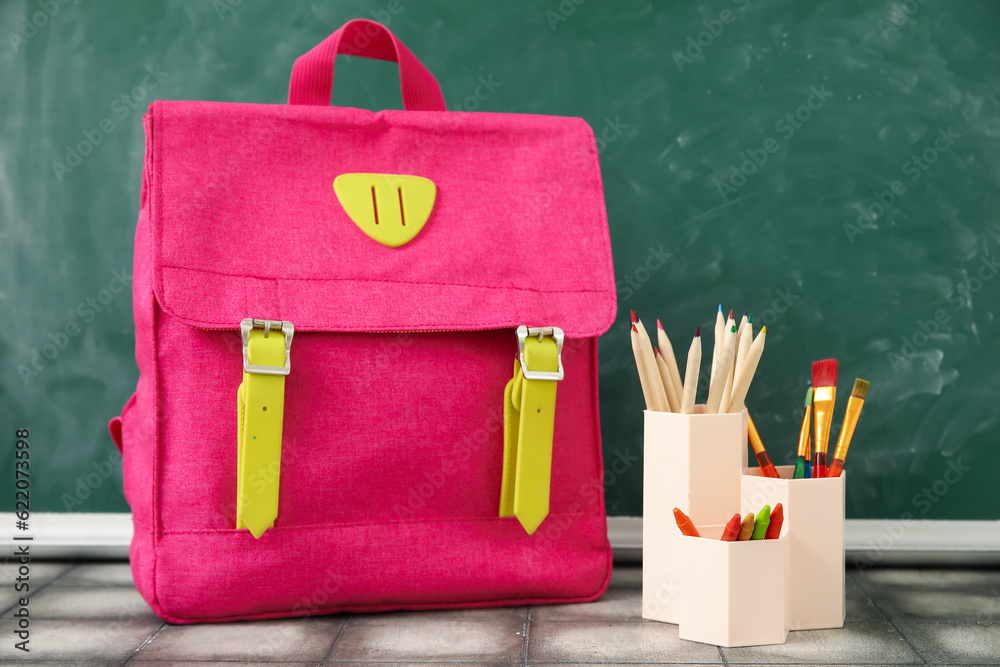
{"left": 109, "top": 18, "right": 617, "bottom": 623}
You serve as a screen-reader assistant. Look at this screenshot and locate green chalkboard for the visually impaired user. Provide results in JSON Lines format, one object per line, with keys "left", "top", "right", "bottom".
{"left": 2, "top": 0, "right": 998, "bottom": 520}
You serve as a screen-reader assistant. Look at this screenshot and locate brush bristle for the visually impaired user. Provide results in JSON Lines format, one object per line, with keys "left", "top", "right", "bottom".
{"left": 852, "top": 378, "right": 870, "bottom": 399}
{"left": 804, "top": 387, "right": 813, "bottom": 406}
{"left": 695, "top": 325, "right": 701, "bottom": 337}
{"left": 812, "top": 359, "right": 838, "bottom": 387}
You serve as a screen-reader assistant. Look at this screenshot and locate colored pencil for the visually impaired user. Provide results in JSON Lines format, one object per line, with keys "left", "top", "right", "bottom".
{"left": 736, "top": 311, "right": 749, "bottom": 342}
{"left": 726, "top": 326, "right": 766, "bottom": 412}
{"left": 705, "top": 322, "right": 737, "bottom": 413}
{"left": 654, "top": 348, "right": 680, "bottom": 412}
{"left": 634, "top": 313, "right": 670, "bottom": 412}
{"left": 733, "top": 315, "right": 752, "bottom": 381}
{"left": 630, "top": 323, "right": 654, "bottom": 410}
{"left": 680, "top": 326, "right": 701, "bottom": 414}
{"left": 718, "top": 310, "right": 737, "bottom": 411}
{"left": 656, "top": 320, "right": 684, "bottom": 403}
{"left": 710, "top": 304, "right": 724, "bottom": 391}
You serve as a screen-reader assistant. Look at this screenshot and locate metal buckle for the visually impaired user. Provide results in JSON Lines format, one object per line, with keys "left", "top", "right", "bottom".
{"left": 240, "top": 318, "right": 294, "bottom": 376}
{"left": 517, "top": 325, "right": 564, "bottom": 381}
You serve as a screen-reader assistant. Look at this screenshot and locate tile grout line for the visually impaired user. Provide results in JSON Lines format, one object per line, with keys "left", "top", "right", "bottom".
{"left": 120, "top": 620, "right": 167, "bottom": 666}
{"left": 520, "top": 606, "right": 531, "bottom": 666}
{"left": 320, "top": 615, "right": 350, "bottom": 662}
{"left": 0, "top": 560, "right": 79, "bottom": 617}
{"left": 849, "top": 572, "right": 929, "bottom": 665}
{"left": 717, "top": 644, "right": 729, "bottom": 665}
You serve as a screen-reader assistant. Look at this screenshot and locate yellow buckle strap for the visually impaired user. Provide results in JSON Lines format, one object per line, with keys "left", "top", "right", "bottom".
{"left": 499, "top": 327, "right": 563, "bottom": 535}
{"left": 236, "top": 320, "right": 293, "bottom": 538}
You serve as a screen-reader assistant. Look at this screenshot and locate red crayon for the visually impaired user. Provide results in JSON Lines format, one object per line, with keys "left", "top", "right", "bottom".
{"left": 673, "top": 507, "right": 701, "bottom": 537}
{"left": 720, "top": 513, "right": 741, "bottom": 541}
{"left": 765, "top": 503, "right": 784, "bottom": 539}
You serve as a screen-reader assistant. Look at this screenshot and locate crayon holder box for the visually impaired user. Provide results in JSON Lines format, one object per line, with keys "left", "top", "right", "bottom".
{"left": 678, "top": 525, "right": 788, "bottom": 647}
{"left": 642, "top": 407, "right": 748, "bottom": 625}
{"left": 741, "top": 465, "right": 846, "bottom": 630}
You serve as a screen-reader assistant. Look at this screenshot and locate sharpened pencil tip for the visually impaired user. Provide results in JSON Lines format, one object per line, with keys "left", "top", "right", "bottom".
{"left": 718, "top": 304, "right": 723, "bottom": 312}
{"left": 630, "top": 309, "right": 636, "bottom": 324}
{"left": 657, "top": 319, "right": 664, "bottom": 330}
{"left": 654, "top": 347, "right": 660, "bottom": 357}
{"left": 748, "top": 313, "right": 752, "bottom": 323}
{"left": 695, "top": 325, "right": 701, "bottom": 337}
{"left": 761, "top": 326, "right": 766, "bottom": 334}
{"left": 728, "top": 309, "right": 734, "bottom": 320}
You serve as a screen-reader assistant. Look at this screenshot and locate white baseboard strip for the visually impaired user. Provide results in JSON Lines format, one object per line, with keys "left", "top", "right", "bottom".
{"left": 2, "top": 513, "right": 998, "bottom": 565}
{"left": 1, "top": 512, "right": 132, "bottom": 560}
{"left": 608, "top": 517, "right": 1000, "bottom": 565}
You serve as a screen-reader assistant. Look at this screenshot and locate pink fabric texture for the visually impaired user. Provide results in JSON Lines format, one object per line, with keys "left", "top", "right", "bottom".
{"left": 115, "top": 20, "right": 618, "bottom": 623}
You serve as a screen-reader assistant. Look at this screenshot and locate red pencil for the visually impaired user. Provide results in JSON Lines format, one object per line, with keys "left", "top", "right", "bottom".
{"left": 765, "top": 503, "right": 784, "bottom": 539}
{"left": 673, "top": 507, "right": 701, "bottom": 537}
{"left": 720, "top": 513, "right": 741, "bottom": 541}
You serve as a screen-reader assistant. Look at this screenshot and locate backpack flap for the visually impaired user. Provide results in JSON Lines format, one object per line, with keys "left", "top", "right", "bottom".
{"left": 149, "top": 102, "right": 616, "bottom": 336}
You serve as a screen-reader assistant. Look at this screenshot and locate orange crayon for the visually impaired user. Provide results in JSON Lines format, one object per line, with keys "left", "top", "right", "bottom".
{"left": 765, "top": 503, "right": 784, "bottom": 539}
{"left": 720, "top": 513, "right": 741, "bottom": 541}
{"left": 673, "top": 507, "right": 701, "bottom": 537}
{"left": 737, "top": 512, "right": 755, "bottom": 541}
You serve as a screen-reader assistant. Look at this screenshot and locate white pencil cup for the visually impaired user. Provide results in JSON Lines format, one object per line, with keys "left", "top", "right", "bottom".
{"left": 677, "top": 524, "right": 788, "bottom": 647}
{"left": 642, "top": 407, "right": 748, "bottom": 624}
{"left": 741, "top": 465, "right": 846, "bottom": 630}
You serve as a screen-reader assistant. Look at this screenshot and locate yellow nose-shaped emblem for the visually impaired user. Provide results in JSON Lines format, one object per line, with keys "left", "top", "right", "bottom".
{"left": 333, "top": 173, "right": 436, "bottom": 248}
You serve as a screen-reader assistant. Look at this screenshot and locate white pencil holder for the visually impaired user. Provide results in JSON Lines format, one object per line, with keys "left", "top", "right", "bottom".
{"left": 642, "top": 407, "right": 747, "bottom": 624}
{"left": 741, "top": 465, "right": 846, "bottom": 630}
{"left": 677, "top": 524, "right": 788, "bottom": 647}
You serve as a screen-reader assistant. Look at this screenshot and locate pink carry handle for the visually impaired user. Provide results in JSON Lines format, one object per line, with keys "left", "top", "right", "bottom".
{"left": 288, "top": 19, "right": 446, "bottom": 111}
